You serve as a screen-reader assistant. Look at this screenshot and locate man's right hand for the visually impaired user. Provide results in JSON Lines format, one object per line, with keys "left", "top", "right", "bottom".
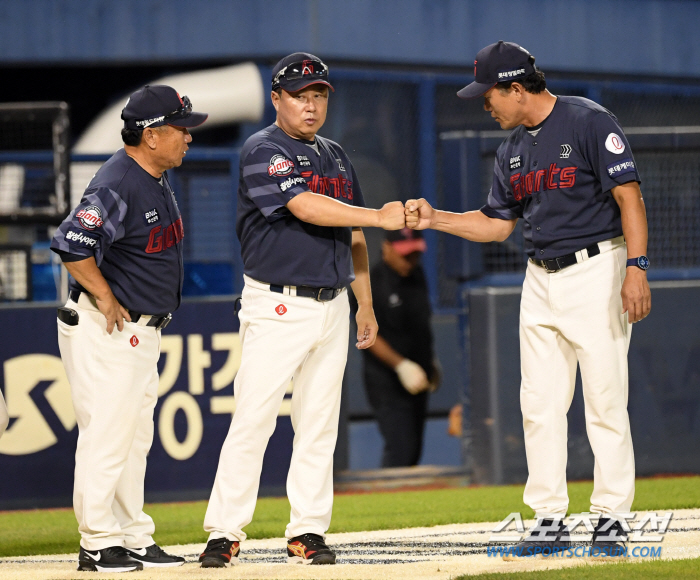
{"left": 378, "top": 201, "right": 406, "bottom": 230}
{"left": 405, "top": 198, "right": 435, "bottom": 230}
{"left": 95, "top": 292, "right": 132, "bottom": 334}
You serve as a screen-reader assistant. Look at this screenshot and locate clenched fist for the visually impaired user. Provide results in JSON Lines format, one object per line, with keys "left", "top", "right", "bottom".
{"left": 378, "top": 201, "right": 406, "bottom": 230}
{"left": 405, "top": 198, "right": 434, "bottom": 230}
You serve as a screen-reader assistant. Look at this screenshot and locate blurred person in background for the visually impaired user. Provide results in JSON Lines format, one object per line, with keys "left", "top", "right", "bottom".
{"left": 362, "top": 228, "right": 440, "bottom": 467}
{"left": 0, "top": 390, "right": 8, "bottom": 438}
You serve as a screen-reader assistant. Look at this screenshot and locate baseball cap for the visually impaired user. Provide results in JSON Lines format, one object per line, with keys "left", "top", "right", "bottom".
{"left": 385, "top": 228, "right": 427, "bottom": 256}
{"left": 457, "top": 41, "right": 536, "bottom": 100}
{"left": 121, "top": 85, "right": 208, "bottom": 130}
{"left": 271, "top": 52, "right": 334, "bottom": 93}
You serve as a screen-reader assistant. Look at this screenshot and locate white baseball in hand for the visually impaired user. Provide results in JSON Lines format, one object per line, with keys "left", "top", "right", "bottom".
{"left": 395, "top": 359, "right": 429, "bottom": 394}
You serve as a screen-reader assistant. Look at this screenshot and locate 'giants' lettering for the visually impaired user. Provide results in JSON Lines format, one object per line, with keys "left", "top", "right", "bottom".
{"left": 145, "top": 218, "right": 184, "bottom": 253}
{"left": 510, "top": 164, "right": 578, "bottom": 201}
{"left": 300, "top": 171, "right": 353, "bottom": 200}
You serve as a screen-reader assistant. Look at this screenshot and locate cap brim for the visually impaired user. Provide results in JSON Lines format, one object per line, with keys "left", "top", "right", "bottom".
{"left": 392, "top": 239, "right": 427, "bottom": 256}
{"left": 457, "top": 81, "right": 496, "bottom": 99}
{"left": 167, "top": 112, "right": 209, "bottom": 128}
{"left": 282, "top": 79, "right": 335, "bottom": 93}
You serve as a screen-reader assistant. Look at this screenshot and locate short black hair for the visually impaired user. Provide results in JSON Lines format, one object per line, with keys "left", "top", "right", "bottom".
{"left": 496, "top": 57, "right": 547, "bottom": 94}
{"left": 121, "top": 125, "right": 168, "bottom": 146}
{"left": 121, "top": 127, "right": 143, "bottom": 146}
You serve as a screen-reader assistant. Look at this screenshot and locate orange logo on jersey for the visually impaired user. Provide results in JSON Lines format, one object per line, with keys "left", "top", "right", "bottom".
{"left": 130, "top": 335, "right": 139, "bottom": 347}
{"left": 276, "top": 304, "right": 287, "bottom": 315}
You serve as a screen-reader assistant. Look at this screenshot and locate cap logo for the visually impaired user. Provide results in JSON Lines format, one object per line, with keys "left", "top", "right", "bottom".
{"left": 302, "top": 60, "right": 315, "bottom": 75}
{"left": 498, "top": 68, "right": 526, "bottom": 80}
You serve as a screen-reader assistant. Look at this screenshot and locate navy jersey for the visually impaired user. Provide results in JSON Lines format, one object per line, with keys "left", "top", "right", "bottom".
{"left": 51, "top": 148, "right": 184, "bottom": 315}
{"left": 482, "top": 96, "right": 640, "bottom": 259}
{"left": 236, "top": 124, "right": 366, "bottom": 288}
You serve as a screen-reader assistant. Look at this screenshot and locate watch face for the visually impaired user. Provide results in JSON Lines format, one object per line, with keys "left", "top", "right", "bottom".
{"left": 639, "top": 256, "right": 650, "bottom": 270}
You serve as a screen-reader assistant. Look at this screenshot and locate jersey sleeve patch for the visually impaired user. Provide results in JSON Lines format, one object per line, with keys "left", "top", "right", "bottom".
{"left": 605, "top": 132, "right": 626, "bottom": 154}
{"left": 75, "top": 204, "right": 104, "bottom": 230}
{"left": 607, "top": 158, "right": 636, "bottom": 178}
{"left": 65, "top": 228, "right": 99, "bottom": 248}
{"left": 267, "top": 154, "right": 295, "bottom": 176}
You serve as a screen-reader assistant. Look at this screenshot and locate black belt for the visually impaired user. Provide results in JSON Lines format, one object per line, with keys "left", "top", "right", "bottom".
{"left": 531, "top": 243, "right": 601, "bottom": 273}
{"left": 69, "top": 290, "right": 172, "bottom": 330}
{"left": 269, "top": 284, "right": 344, "bottom": 302}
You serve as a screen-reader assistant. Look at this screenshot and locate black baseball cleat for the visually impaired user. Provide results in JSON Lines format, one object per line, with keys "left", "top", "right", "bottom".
{"left": 199, "top": 537, "right": 240, "bottom": 568}
{"left": 77, "top": 546, "right": 143, "bottom": 572}
{"left": 287, "top": 533, "right": 336, "bottom": 564}
{"left": 125, "top": 543, "right": 185, "bottom": 567}
{"left": 589, "top": 517, "right": 629, "bottom": 559}
{"left": 502, "top": 518, "right": 571, "bottom": 561}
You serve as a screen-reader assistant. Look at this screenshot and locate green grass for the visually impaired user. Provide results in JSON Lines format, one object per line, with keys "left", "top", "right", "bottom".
{"left": 1, "top": 475, "right": 699, "bottom": 558}
{"left": 456, "top": 556, "right": 700, "bottom": 579}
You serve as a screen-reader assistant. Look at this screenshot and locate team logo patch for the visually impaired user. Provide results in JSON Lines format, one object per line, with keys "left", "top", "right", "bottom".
{"left": 336, "top": 158, "right": 346, "bottom": 171}
{"left": 268, "top": 154, "right": 295, "bottom": 176}
{"left": 76, "top": 205, "right": 104, "bottom": 230}
{"left": 509, "top": 155, "right": 522, "bottom": 170}
{"left": 607, "top": 158, "right": 636, "bottom": 178}
{"left": 560, "top": 144, "right": 572, "bottom": 158}
{"left": 130, "top": 335, "right": 139, "bottom": 347}
{"left": 275, "top": 304, "right": 287, "bottom": 315}
{"left": 605, "top": 133, "right": 625, "bottom": 154}
{"left": 143, "top": 208, "right": 160, "bottom": 225}
{"left": 65, "top": 228, "right": 98, "bottom": 248}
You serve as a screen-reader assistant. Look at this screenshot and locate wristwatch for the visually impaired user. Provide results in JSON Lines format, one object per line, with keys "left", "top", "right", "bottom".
{"left": 626, "top": 256, "right": 650, "bottom": 270}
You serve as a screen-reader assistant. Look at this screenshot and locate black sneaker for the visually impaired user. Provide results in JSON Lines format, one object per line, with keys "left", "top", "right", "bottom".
{"left": 287, "top": 533, "right": 336, "bottom": 565}
{"left": 125, "top": 544, "right": 184, "bottom": 567}
{"left": 590, "top": 517, "right": 628, "bottom": 559}
{"left": 199, "top": 538, "right": 240, "bottom": 568}
{"left": 502, "top": 518, "right": 571, "bottom": 561}
{"left": 77, "top": 546, "right": 143, "bottom": 572}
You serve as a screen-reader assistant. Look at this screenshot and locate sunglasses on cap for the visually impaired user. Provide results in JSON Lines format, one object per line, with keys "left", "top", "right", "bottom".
{"left": 163, "top": 95, "right": 193, "bottom": 121}
{"left": 272, "top": 59, "right": 329, "bottom": 90}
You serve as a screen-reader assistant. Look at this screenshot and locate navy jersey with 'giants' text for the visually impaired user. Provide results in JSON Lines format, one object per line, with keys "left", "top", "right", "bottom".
{"left": 236, "top": 124, "right": 366, "bottom": 288}
{"left": 51, "top": 148, "right": 184, "bottom": 315}
{"left": 481, "top": 96, "right": 640, "bottom": 259}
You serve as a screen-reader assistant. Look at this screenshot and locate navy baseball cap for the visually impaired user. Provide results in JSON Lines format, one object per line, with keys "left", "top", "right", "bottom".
{"left": 457, "top": 41, "right": 536, "bottom": 99}
{"left": 385, "top": 228, "right": 426, "bottom": 256}
{"left": 271, "top": 52, "right": 334, "bottom": 93}
{"left": 121, "top": 85, "right": 208, "bottom": 130}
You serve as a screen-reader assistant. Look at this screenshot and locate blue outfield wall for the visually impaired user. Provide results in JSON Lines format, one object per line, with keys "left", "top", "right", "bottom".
{"left": 0, "top": 297, "right": 298, "bottom": 509}
{"left": 1, "top": 0, "right": 700, "bottom": 79}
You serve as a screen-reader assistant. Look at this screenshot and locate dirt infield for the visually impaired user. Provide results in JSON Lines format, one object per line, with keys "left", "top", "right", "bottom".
{"left": 2, "top": 508, "right": 699, "bottom": 579}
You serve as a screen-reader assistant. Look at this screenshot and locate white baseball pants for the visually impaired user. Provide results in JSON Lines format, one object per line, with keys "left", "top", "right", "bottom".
{"left": 520, "top": 238, "right": 635, "bottom": 516}
{"left": 57, "top": 293, "right": 160, "bottom": 551}
{"left": 204, "top": 276, "right": 349, "bottom": 542}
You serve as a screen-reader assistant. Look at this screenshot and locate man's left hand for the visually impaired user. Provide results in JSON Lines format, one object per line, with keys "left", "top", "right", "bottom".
{"left": 355, "top": 304, "right": 378, "bottom": 349}
{"left": 621, "top": 267, "right": 651, "bottom": 323}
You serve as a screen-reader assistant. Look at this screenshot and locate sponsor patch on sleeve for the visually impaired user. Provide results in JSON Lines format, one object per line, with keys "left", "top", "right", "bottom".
{"left": 607, "top": 158, "right": 636, "bottom": 178}
{"left": 65, "top": 228, "right": 98, "bottom": 248}
{"left": 279, "top": 176, "right": 308, "bottom": 193}
{"left": 143, "top": 208, "right": 160, "bottom": 225}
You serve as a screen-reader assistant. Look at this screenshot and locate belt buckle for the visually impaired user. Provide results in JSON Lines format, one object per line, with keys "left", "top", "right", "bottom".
{"left": 156, "top": 313, "right": 172, "bottom": 330}
{"left": 544, "top": 259, "right": 557, "bottom": 273}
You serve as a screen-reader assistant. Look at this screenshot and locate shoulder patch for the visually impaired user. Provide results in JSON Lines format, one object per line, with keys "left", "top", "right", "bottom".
{"left": 605, "top": 133, "right": 625, "bottom": 154}
{"left": 76, "top": 205, "right": 104, "bottom": 230}
{"left": 268, "top": 154, "right": 295, "bottom": 176}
